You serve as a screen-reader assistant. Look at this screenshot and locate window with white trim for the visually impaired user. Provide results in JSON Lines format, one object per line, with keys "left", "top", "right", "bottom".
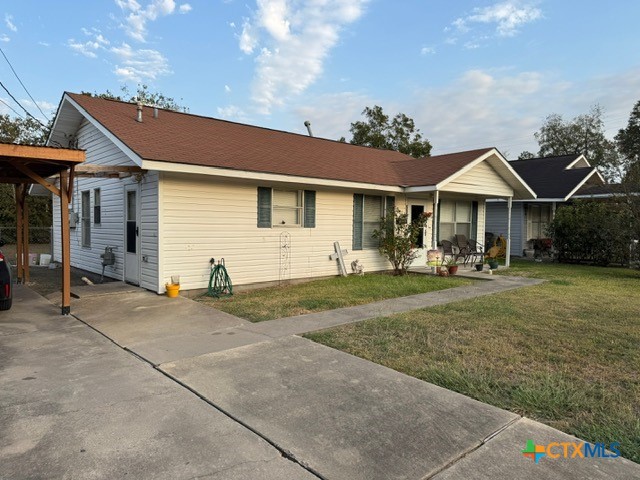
{"left": 439, "top": 200, "right": 472, "bottom": 242}
{"left": 257, "top": 187, "right": 316, "bottom": 228}
{"left": 528, "top": 204, "right": 552, "bottom": 239}
{"left": 94, "top": 189, "right": 101, "bottom": 224}
{"left": 353, "top": 194, "right": 394, "bottom": 250}
{"left": 272, "top": 190, "right": 302, "bottom": 226}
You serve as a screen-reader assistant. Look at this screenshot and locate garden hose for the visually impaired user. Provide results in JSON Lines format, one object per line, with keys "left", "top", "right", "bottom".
{"left": 207, "top": 258, "right": 233, "bottom": 297}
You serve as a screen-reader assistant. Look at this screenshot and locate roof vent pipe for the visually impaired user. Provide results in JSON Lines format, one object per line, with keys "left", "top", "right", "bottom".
{"left": 136, "top": 101, "right": 143, "bottom": 123}
{"left": 304, "top": 120, "right": 313, "bottom": 137}
{"left": 153, "top": 106, "right": 158, "bottom": 119}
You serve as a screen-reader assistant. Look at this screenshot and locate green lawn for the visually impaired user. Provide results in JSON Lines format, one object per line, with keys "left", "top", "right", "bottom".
{"left": 197, "top": 272, "right": 472, "bottom": 322}
{"left": 306, "top": 261, "right": 640, "bottom": 463}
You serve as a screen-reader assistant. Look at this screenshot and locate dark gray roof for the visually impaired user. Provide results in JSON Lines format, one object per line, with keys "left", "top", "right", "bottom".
{"left": 509, "top": 155, "right": 600, "bottom": 199}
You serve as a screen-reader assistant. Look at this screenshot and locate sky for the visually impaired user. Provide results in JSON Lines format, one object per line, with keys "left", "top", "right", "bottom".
{"left": 0, "top": 0, "right": 639, "bottom": 157}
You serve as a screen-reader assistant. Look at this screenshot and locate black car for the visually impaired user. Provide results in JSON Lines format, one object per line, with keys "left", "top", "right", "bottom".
{"left": 0, "top": 239, "right": 12, "bottom": 311}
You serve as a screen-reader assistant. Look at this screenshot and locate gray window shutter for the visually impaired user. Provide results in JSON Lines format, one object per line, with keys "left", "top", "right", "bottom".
{"left": 304, "top": 190, "right": 316, "bottom": 228}
{"left": 257, "top": 187, "right": 272, "bottom": 228}
{"left": 353, "top": 194, "right": 363, "bottom": 250}
{"left": 471, "top": 201, "right": 478, "bottom": 240}
{"left": 386, "top": 196, "right": 395, "bottom": 217}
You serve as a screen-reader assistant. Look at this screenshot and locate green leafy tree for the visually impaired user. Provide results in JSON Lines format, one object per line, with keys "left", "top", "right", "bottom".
{"left": 533, "top": 105, "right": 618, "bottom": 179}
{"left": 615, "top": 99, "right": 640, "bottom": 184}
{"left": 372, "top": 208, "right": 432, "bottom": 275}
{"left": 81, "top": 84, "right": 187, "bottom": 112}
{"left": 517, "top": 150, "right": 536, "bottom": 160}
{"left": 348, "top": 106, "right": 432, "bottom": 158}
{"left": 0, "top": 114, "right": 52, "bottom": 231}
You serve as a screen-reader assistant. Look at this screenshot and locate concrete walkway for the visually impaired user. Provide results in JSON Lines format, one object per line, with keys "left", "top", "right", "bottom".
{"left": 4, "top": 277, "right": 640, "bottom": 479}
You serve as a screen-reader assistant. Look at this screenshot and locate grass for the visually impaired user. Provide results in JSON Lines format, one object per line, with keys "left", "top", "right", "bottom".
{"left": 306, "top": 260, "right": 640, "bottom": 463}
{"left": 197, "top": 272, "right": 472, "bottom": 322}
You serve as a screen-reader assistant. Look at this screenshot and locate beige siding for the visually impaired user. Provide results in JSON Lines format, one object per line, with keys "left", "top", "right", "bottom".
{"left": 441, "top": 161, "right": 514, "bottom": 197}
{"left": 52, "top": 121, "right": 159, "bottom": 291}
{"left": 159, "top": 174, "right": 405, "bottom": 290}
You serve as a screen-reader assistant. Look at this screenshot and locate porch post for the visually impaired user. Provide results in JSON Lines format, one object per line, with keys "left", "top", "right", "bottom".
{"left": 506, "top": 196, "right": 512, "bottom": 268}
{"left": 22, "top": 193, "right": 30, "bottom": 283}
{"left": 432, "top": 190, "right": 439, "bottom": 249}
{"left": 59, "top": 170, "right": 71, "bottom": 315}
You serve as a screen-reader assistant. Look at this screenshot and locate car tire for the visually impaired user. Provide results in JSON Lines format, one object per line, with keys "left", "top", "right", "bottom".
{"left": 0, "top": 297, "right": 11, "bottom": 311}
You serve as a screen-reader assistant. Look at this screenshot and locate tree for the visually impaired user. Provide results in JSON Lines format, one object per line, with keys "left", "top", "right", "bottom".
{"left": 348, "top": 106, "right": 432, "bottom": 158}
{"left": 533, "top": 105, "right": 618, "bottom": 179}
{"left": 615, "top": 99, "right": 640, "bottom": 184}
{"left": 372, "top": 208, "right": 432, "bottom": 275}
{"left": 81, "top": 84, "right": 187, "bottom": 112}
{"left": 517, "top": 151, "right": 536, "bottom": 160}
{"left": 0, "top": 114, "right": 53, "bottom": 231}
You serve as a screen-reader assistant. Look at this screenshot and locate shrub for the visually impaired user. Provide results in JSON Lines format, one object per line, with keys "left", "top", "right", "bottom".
{"left": 372, "top": 208, "right": 432, "bottom": 275}
{"left": 548, "top": 201, "right": 634, "bottom": 266}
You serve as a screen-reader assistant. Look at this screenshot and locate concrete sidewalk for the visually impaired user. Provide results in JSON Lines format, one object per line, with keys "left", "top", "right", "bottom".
{"left": 0, "top": 286, "right": 315, "bottom": 479}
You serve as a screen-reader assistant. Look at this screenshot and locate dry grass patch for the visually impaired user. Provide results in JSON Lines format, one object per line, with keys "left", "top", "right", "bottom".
{"left": 197, "top": 272, "right": 472, "bottom": 322}
{"left": 306, "top": 261, "right": 640, "bottom": 462}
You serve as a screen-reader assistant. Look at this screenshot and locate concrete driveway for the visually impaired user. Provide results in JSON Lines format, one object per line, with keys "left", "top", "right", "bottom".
{"left": 0, "top": 286, "right": 315, "bottom": 479}
{"left": 3, "top": 282, "right": 639, "bottom": 479}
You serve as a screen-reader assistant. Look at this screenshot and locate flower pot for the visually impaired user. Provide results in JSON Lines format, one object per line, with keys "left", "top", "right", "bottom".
{"left": 165, "top": 283, "right": 180, "bottom": 298}
{"left": 475, "top": 264, "right": 484, "bottom": 272}
{"left": 488, "top": 260, "right": 499, "bottom": 270}
{"left": 447, "top": 265, "right": 459, "bottom": 275}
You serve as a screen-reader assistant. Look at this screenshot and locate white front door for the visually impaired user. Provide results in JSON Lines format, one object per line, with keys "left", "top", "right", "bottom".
{"left": 410, "top": 204, "right": 427, "bottom": 265}
{"left": 124, "top": 185, "right": 140, "bottom": 285}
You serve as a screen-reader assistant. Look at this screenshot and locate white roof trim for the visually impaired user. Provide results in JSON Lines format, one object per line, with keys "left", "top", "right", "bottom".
{"left": 565, "top": 154, "right": 591, "bottom": 169}
{"left": 435, "top": 148, "right": 537, "bottom": 199}
{"left": 564, "top": 168, "right": 603, "bottom": 201}
{"left": 142, "top": 159, "right": 405, "bottom": 192}
{"left": 61, "top": 94, "right": 144, "bottom": 167}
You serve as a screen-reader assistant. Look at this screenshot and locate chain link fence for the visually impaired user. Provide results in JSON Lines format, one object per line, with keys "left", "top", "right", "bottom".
{"left": 0, "top": 226, "right": 53, "bottom": 263}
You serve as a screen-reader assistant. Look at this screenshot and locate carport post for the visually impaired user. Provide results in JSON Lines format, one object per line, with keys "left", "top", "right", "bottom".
{"left": 59, "top": 170, "right": 71, "bottom": 315}
{"left": 15, "top": 184, "right": 24, "bottom": 283}
{"left": 22, "top": 192, "right": 30, "bottom": 283}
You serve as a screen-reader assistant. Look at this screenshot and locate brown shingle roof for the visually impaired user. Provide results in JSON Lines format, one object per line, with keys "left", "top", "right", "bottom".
{"left": 67, "top": 92, "right": 492, "bottom": 187}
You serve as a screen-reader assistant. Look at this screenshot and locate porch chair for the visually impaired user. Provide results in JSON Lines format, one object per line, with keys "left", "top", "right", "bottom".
{"left": 465, "top": 239, "right": 485, "bottom": 265}
{"left": 454, "top": 234, "right": 472, "bottom": 263}
{"left": 440, "top": 240, "right": 457, "bottom": 265}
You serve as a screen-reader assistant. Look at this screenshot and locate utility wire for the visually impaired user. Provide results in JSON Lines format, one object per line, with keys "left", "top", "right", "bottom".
{"left": 0, "top": 96, "right": 25, "bottom": 118}
{"left": 0, "top": 79, "right": 46, "bottom": 127}
{"left": 0, "top": 46, "right": 49, "bottom": 121}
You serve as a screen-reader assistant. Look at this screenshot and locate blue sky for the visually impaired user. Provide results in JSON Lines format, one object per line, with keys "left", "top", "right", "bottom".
{"left": 1, "top": 0, "right": 639, "bottom": 157}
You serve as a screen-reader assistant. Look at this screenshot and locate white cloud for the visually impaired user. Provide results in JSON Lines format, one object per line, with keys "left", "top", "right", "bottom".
{"left": 111, "top": 42, "right": 172, "bottom": 81}
{"left": 449, "top": 1, "right": 542, "bottom": 46}
{"left": 0, "top": 34, "right": 9, "bottom": 43}
{"left": 68, "top": 39, "right": 102, "bottom": 58}
{"left": 238, "top": 0, "right": 369, "bottom": 114}
{"left": 5, "top": 14, "right": 17, "bottom": 32}
{"left": 217, "top": 104, "right": 249, "bottom": 122}
{"left": 224, "top": 85, "right": 231, "bottom": 93}
{"left": 116, "top": 0, "right": 188, "bottom": 42}
{"left": 420, "top": 46, "right": 435, "bottom": 55}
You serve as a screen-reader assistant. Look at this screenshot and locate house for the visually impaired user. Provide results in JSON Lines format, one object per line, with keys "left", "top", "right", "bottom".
{"left": 48, "top": 93, "right": 535, "bottom": 293}
{"left": 485, "top": 154, "right": 604, "bottom": 257}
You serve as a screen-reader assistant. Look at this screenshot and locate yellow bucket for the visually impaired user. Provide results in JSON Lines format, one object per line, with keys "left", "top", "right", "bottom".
{"left": 165, "top": 283, "right": 180, "bottom": 298}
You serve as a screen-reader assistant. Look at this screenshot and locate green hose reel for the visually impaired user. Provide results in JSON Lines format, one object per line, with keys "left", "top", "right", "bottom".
{"left": 207, "top": 258, "right": 233, "bottom": 298}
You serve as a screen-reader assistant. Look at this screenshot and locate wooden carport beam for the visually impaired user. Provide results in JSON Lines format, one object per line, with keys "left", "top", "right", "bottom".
{"left": 13, "top": 162, "right": 61, "bottom": 197}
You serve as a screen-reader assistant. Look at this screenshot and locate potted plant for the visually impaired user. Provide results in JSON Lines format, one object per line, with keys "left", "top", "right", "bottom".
{"left": 487, "top": 258, "right": 499, "bottom": 270}
{"left": 446, "top": 257, "right": 459, "bottom": 275}
{"left": 474, "top": 262, "right": 484, "bottom": 272}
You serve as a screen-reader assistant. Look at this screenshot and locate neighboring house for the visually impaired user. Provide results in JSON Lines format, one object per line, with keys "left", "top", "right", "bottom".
{"left": 485, "top": 154, "right": 604, "bottom": 257}
{"left": 48, "top": 93, "right": 534, "bottom": 293}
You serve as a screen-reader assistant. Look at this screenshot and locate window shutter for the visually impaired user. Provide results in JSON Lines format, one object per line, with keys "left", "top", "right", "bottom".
{"left": 353, "top": 194, "right": 363, "bottom": 250}
{"left": 303, "top": 190, "right": 316, "bottom": 228}
{"left": 386, "top": 196, "right": 395, "bottom": 217}
{"left": 257, "top": 187, "right": 272, "bottom": 228}
{"left": 471, "top": 201, "right": 478, "bottom": 239}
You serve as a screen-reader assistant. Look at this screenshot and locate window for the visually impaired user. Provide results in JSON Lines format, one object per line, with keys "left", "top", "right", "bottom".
{"left": 81, "top": 190, "right": 91, "bottom": 247}
{"left": 257, "top": 187, "right": 316, "bottom": 228}
{"left": 528, "top": 204, "right": 551, "bottom": 239}
{"left": 94, "top": 189, "right": 101, "bottom": 224}
{"left": 438, "top": 200, "right": 474, "bottom": 242}
{"left": 353, "top": 195, "right": 394, "bottom": 250}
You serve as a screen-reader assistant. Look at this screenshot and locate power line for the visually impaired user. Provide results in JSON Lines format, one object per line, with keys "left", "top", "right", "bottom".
{"left": 0, "top": 80, "right": 46, "bottom": 127}
{"left": 0, "top": 46, "right": 49, "bottom": 121}
{"left": 0, "top": 96, "right": 25, "bottom": 118}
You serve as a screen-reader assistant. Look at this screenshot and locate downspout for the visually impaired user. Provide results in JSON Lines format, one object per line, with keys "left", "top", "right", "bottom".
{"left": 506, "top": 196, "right": 512, "bottom": 268}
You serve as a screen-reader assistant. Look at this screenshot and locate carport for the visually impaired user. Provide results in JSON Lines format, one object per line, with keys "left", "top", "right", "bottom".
{"left": 0, "top": 143, "right": 85, "bottom": 314}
